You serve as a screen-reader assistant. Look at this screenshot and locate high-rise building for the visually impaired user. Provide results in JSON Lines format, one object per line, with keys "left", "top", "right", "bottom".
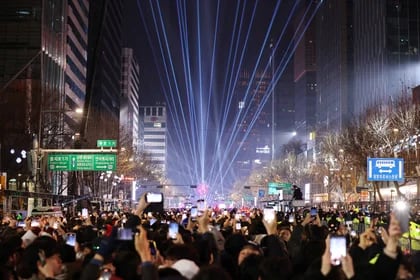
{"left": 65, "top": 0, "right": 89, "bottom": 131}
{"left": 139, "top": 106, "right": 167, "bottom": 172}
{"left": 0, "top": 1, "right": 88, "bottom": 194}
{"left": 120, "top": 48, "right": 140, "bottom": 149}
{"left": 235, "top": 70, "right": 272, "bottom": 178}
{"left": 353, "top": 0, "right": 420, "bottom": 116}
{"left": 315, "top": 0, "right": 353, "bottom": 132}
{"left": 83, "top": 1, "right": 123, "bottom": 147}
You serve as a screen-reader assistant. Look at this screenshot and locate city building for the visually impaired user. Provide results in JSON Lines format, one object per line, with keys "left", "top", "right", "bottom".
{"left": 353, "top": 0, "right": 420, "bottom": 116}
{"left": 139, "top": 105, "right": 167, "bottom": 172}
{"left": 315, "top": 0, "right": 353, "bottom": 133}
{"left": 293, "top": 0, "right": 317, "bottom": 161}
{"left": 0, "top": 0, "right": 89, "bottom": 211}
{"left": 235, "top": 69, "right": 272, "bottom": 179}
{"left": 83, "top": 1, "right": 123, "bottom": 147}
{"left": 120, "top": 48, "right": 140, "bottom": 150}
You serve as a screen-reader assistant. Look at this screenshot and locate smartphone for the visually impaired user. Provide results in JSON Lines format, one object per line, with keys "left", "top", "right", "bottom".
{"left": 146, "top": 192, "right": 163, "bottom": 203}
{"left": 330, "top": 235, "right": 346, "bottom": 266}
{"left": 395, "top": 208, "right": 410, "bottom": 233}
{"left": 82, "top": 208, "right": 89, "bottom": 218}
{"left": 223, "top": 210, "right": 228, "bottom": 216}
{"left": 66, "top": 233, "right": 76, "bottom": 246}
{"left": 310, "top": 207, "right": 317, "bottom": 217}
{"left": 197, "top": 200, "right": 206, "bottom": 212}
{"left": 31, "top": 219, "right": 40, "bottom": 227}
{"left": 235, "top": 222, "right": 241, "bottom": 230}
{"left": 117, "top": 228, "right": 133, "bottom": 240}
{"left": 53, "top": 222, "right": 59, "bottom": 229}
{"left": 191, "top": 207, "right": 198, "bottom": 221}
{"left": 263, "top": 208, "right": 275, "bottom": 222}
{"left": 168, "top": 222, "right": 179, "bottom": 239}
{"left": 149, "top": 240, "right": 157, "bottom": 256}
{"left": 17, "top": 221, "right": 26, "bottom": 227}
{"left": 288, "top": 213, "right": 295, "bottom": 223}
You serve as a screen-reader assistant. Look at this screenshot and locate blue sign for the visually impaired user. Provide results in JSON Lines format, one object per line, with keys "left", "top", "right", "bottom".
{"left": 258, "top": 189, "right": 265, "bottom": 198}
{"left": 367, "top": 158, "right": 404, "bottom": 181}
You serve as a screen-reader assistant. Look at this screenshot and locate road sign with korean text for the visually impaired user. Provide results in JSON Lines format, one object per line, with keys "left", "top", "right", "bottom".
{"left": 48, "top": 154, "right": 117, "bottom": 171}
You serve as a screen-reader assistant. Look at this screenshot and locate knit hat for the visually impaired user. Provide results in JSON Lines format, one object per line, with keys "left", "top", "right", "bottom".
{"left": 171, "top": 259, "right": 199, "bottom": 279}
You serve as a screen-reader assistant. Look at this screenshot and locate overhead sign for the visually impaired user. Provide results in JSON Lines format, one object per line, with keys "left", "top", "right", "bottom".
{"left": 367, "top": 158, "right": 404, "bottom": 181}
{"left": 268, "top": 182, "right": 292, "bottom": 195}
{"left": 48, "top": 154, "right": 117, "bottom": 171}
{"left": 97, "top": 139, "right": 117, "bottom": 148}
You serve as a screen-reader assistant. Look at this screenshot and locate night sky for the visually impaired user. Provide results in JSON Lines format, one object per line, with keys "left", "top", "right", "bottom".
{"left": 122, "top": 0, "right": 313, "bottom": 193}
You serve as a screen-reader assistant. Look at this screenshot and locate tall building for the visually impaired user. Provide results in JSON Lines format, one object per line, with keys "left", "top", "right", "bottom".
{"left": 235, "top": 70, "right": 272, "bottom": 178}
{"left": 353, "top": 0, "right": 420, "bottom": 116}
{"left": 294, "top": 1, "right": 317, "bottom": 155}
{"left": 315, "top": 0, "right": 353, "bottom": 132}
{"left": 65, "top": 0, "right": 89, "bottom": 131}
{"left": 139, "top": 106, "right": 167, "bottom": 172}
{"left": 0, "top": 1, "right": 88, "bottom": 194}
{"left": 83, "top": 1, "right": 123, "bottom": 147}
{"left": 120, "top": 48, "right": 140, "bottom": 149}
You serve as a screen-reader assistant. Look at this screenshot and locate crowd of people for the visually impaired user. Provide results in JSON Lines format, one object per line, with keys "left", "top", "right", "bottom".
{"left": 0, "top": 194, "right": 419, "bottom": 280}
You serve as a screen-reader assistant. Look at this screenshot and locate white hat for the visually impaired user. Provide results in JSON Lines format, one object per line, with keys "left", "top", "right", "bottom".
{"left": 171, "top": 259, "right": 199, "bottom": 279}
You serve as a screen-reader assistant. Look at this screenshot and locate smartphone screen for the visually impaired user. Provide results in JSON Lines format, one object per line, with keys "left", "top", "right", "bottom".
{"left": 17, "top": 221, "right": 26, "bottom": 227}
{"left": 263, "top": 208, "right": 275, "bottom": 222}
{"left": 395, "top": 209, "right": 410, "bottom": 233}
{"left": 330, "top": 236, "right": 346, "bottom": 265}
{"left": 66, "top": 233, "right": 76, "bottom": 246}
{"left": 168, "top": 222, "right": 179, "bottom": 239}
{"left": 146, "top": 193, "right": 163, "bottom": 203}
{"left": 310, "top": 207, "right": 317, "bottom": 217}
{"left": 82, "top": 208, "right": 89, "bottom": 218}
{"left": 191, "top": 207, "right": 198, "bottom": 220}
{"left": 235, "top": 222, "right": 241, "bottom": 230}
{"left": 117, "top": 228, "right": 133, "bottom": 240}
{"left": 288, "top": 214, "right": 295, "bottom": 223}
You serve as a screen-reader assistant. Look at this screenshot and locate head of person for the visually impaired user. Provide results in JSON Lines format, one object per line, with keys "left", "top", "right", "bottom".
{"left": 278, "top": 227, "right": 292, "bottom": 243}
{"left": 237, "top": 242, "right": 263, "bottom": 265}
{"left": 17, "top": 236, "right": 62, "bottom": 279}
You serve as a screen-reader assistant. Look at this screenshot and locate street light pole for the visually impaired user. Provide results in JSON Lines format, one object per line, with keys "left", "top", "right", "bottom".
{"left": 270, "top": 40, "right": 275, "bottom": 163}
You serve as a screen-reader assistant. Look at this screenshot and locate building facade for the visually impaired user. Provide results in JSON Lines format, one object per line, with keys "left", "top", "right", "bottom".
{"left": 353, "top": 0, "right": 420, "bottom": 116}
{"left": 139, "top": 106, "right": 167, "bottom": 172}
{"left": 315, "top": 0, "right": 353, "bottom": 132}
{"left": 120, "top": 48, "right": 140, "bottom": 150}
{"left": 235, "top": 69, "right": 272, "bottom": 179}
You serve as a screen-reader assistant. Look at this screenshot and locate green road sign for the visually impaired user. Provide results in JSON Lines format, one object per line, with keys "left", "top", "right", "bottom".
{"left": 268, "top": 182, "right": 292, "bottom": 195}
{"left": 48, "top": 154, "right": 117, "bottom": 171}
{"left": 97, "top": 139, "right": 117, "bottom": 148}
